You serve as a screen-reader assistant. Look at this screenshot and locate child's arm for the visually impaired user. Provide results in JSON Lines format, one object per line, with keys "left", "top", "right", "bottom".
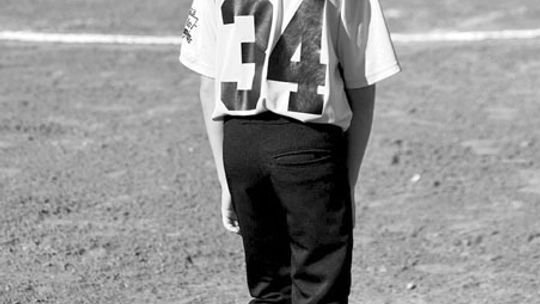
{"left": 345, "top": 84, "right": 376, "bottom": 227}
{"left": 199, "top": 75, "right": 240, "bottom": 234}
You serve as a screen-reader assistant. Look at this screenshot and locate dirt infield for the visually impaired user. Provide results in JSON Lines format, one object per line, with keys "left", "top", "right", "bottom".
{"left": 1, "top": 1, "right": 540, "bottom": 303}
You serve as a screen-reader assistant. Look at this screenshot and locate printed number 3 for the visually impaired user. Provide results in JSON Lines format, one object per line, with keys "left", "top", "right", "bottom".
{"left": 220, "top": 0, "right": 273, "bottom": 111}
{"left": 220, "top": 0, "right": 327, "bottom": 114}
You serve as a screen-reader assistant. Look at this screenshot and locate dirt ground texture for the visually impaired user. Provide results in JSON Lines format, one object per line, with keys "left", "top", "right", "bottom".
{"left": 1, "top": 0, "right": 540, "bottom": 303}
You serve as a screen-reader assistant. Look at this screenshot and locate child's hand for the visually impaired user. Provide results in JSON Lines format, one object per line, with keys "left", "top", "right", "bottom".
{"left": 221, "top": 189, "right": 240, "bottom": 234}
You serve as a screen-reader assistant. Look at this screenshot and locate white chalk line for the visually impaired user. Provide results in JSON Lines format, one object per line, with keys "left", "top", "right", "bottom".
{"left": 1, "top": 29, "right": 540, "bottom": 45}
{"left": 392, "top": 28, "right": 540, "bottom": 43}
{"left": 0, "top": 31, "right": 179, "bottom": 45}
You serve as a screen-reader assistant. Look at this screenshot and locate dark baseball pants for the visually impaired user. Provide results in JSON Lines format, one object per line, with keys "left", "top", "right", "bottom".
{"left": 223, "top": 112, "right": 354, "bottom": 304}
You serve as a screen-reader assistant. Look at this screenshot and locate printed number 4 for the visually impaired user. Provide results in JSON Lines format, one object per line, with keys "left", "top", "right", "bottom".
{"left": 220, "top": 0, "right": 327, "bottom": 115}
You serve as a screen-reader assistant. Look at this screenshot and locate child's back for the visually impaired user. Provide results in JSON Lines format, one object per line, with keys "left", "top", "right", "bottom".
{"left": 180, "top": 0, "right": 400, "bottom": 302}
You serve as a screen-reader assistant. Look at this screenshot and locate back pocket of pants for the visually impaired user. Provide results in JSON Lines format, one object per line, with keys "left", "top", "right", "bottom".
{"left": 273, "top": 149, "right": 333, "bottom": 167}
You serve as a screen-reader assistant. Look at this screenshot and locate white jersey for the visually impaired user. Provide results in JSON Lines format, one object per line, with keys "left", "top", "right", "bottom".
{"left": 180, "top": 0, "right": 400, "bottom": 130}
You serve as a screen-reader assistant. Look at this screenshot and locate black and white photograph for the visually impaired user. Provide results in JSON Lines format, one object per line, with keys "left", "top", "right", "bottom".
{"left": 0, "top": 0, "right": 539, "bottom": 303}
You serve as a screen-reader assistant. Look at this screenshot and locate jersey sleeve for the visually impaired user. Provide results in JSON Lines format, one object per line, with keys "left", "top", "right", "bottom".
{"left": 179, "top": 0, "right": 217, "bottom": 77}
{"left": 337, "top": 0, "right": 401, "bottom": 89}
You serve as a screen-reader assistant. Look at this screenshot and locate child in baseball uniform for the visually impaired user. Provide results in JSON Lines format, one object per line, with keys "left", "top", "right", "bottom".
{"left": 180, "top": 0, "right": 400, "bottom": 303}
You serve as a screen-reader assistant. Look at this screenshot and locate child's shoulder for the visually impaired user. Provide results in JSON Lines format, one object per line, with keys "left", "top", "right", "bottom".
{"left": 327, "top": 0, "right": 373, "bottom": 17}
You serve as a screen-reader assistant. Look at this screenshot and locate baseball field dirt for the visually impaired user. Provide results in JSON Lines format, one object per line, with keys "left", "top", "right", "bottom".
{"left": 1, "top": 0, "right": 539, "bottom": 303}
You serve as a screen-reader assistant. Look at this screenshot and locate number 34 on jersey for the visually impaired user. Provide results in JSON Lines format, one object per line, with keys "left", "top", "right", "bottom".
{"left": 220, "top": 0, "right": 327, "bottom": 115}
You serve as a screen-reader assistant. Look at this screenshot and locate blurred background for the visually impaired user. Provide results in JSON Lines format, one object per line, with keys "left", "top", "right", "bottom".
{"left": 0, "top": 1, "right": 539, "bottom": 303}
